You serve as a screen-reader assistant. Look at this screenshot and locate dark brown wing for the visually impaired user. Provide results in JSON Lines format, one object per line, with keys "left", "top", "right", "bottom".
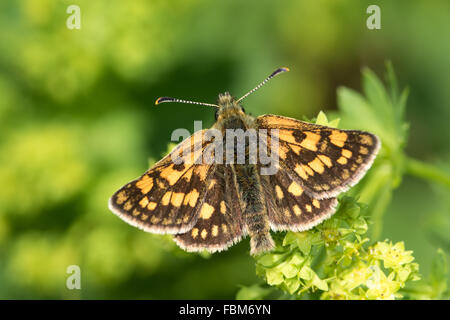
{"left": 109, "top": 129, "right": 215, "bottom": 234}
{"left": 174, "top": 165, "right": 245, "bottom": 252}
{"left": 260, "top": 164, "right": 338, "bottom": 231}
{"left": 257, "top": 114, "right": 380, "bottom": 199}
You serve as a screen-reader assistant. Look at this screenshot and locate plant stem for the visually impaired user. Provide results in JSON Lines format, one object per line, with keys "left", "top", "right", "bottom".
{"left": 405, "top": 157, "right": 450, "bottom": 188}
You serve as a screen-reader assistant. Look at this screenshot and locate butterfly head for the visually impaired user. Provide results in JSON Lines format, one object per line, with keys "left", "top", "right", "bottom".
{"left": 215, "top": 92, "right": 246, "bottom": 121}
{"left": 217, "top": 92, "right": 236, "bottom": 106}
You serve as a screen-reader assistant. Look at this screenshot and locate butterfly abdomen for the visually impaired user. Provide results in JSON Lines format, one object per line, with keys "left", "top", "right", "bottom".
{"left": 233, "top": 163, "right": 274, "bottom": 255}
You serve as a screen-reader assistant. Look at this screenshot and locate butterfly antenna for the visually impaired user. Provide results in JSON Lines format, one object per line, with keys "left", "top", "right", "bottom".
{"left": 155, "top": 96, "right": 218, "bottom": 108}
{"left": 237, "top": 67, "right": 290, "bottom": 103}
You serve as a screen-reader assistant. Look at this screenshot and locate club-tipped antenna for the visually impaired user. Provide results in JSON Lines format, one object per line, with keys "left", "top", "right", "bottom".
{"left": 155, "top": 96, "right": 218, "bottom": 108}
{"left": 237, "top": 67, "right": 290, "bottom": 103}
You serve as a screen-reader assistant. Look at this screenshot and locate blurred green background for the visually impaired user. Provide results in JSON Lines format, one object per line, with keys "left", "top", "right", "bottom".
{"left": 0, "top": 0, "right": 449, "bottom": 299}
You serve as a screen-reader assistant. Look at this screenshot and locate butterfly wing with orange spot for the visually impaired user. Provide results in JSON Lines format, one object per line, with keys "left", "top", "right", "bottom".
{"left": 256, "top": 115, "right": 381, "bottom": 199}
{"left": 109, "top": 129, "right": 216, "bottom": 234}
{"left": 260, "top": 162, "right": 338, "bottom": 231}
{"left": 174, "top": 165, "right": 245, "bottom": 252}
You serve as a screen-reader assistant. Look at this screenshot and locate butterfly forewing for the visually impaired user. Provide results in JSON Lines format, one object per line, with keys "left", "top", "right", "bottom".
{"left": 109, "top": 129, "right": 215, "bottom": 234}
{"left": 257, "top": 114, "right": 380, "bottom": 199}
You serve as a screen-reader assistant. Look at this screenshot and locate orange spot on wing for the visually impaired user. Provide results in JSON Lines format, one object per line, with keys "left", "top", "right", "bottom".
{"left": 191, "top": 228, "right": 199, "bottom": 239}
{"left": 300, "top": 132, "right": 321, "bottom": 151}
{"left": 139, "top": 196, "right": 149, "bottom": 208}
{"left": 342, "top": 149, "right": 352, "bottom": 158}
{"left": 293, "top": 205, "right": 302, "bottom": 216}
{"left": 275, "top": 185, "right": 284, "bottom": 199}
{"left": 290, "top": 144, "right": 301, "bottom": 155}
{"left": 337, "top": 156, "right": 348, "bottom": 165}
{"left": 279, "top": 129, "right": 298, "bottom": 145}
{"left": 329, "top": 130, "right": 347, "bottom": 147}
{"left": 302, "top": 164, "right": 314, "bottom": 176}
{"left": 317, "top": 155, "right": 332, "bottom": 168}
{"left": 360, "top": 134, "right": 373, "bottom": 146}
{"left": 136, "top": 176, "right": 154, "bottom": 194}
{"left": 160, "top": 165, "right": 183, "bottom": 186}
{"left": 295, "top": 164, "right": 309, "bottom": 180}
{"left": 360, "top": 146, "right": 369, "bottom": 155}
{"left": 199, "top": 203, "right": 214, "bottom": 219}
{"left": 194, "top": 165, "right": 209, "bottom": 181}
{"left": 147, "top": 201, "right": 157, "bottom": 210}
{"left": 288, "top": 181, "right": 303, "bottom": 196}
{"left": 312, "top": 199, "right": 320, "bottom": 208}
{"left": 212, "top": 225, "right": 219, "bottom": 237}
{"left": 116, "top": 191, "right": 128, "bottom": 204}
{"left": 308, "top": 157, "right": 325, "bottom": 173}
{"left": 220, "top": 201, "right": 226, "bottom": 214}
{"left": 161, "top": 191, "right": 172, "bottom": 206}
{"left": 171, "top": 192, "right": 185, "bottom": 207}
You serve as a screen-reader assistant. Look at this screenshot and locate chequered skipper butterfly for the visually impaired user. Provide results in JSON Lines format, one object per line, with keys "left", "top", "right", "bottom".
{"left": 109, "top": 67, "right": 380, "bottom": 255}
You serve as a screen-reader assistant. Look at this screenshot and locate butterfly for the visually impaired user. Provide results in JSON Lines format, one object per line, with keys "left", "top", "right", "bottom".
{"left": 108, "top": 67, "right": 380, "bottom": 255}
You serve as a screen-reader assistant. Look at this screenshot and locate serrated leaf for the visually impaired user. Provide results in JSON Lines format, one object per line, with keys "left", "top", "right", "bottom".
{"left": 362, "top": 68, "right": 393, "bottom": 125}
{"left": 315, "top": 111, "right": 328, "bottom": 126}
{"left": 329, "top": 118, "right": 340, "bottom": 128}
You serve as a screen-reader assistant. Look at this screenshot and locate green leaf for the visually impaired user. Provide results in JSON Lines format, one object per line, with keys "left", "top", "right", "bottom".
{"left": 315, "top": 111, "right": 328, "bottom": 126}
{"left": 312, "top": 274, "right": 328, "bottom": 291}
{"left": 362, "top": 68, "right": 394, "bottom": 130}
{"left": 284, "top": 278, "right": 301, "bottom": 294}
{"left": 279, "top": 261, "right": 299, "bottom": 279}
{"left": 337, "top": 87, "right": 383, "bottom": 140}
{"left": 315, "top": 110, "right": 340, "bottom": 128}
{"left": 299, "top": 265, "right": 315, "bottom": 281}
{"left": 257, "top": 252, "right": 285, "bottom": 267}
{"left": 266, "top": 269, "right": 284, "bottom": 286}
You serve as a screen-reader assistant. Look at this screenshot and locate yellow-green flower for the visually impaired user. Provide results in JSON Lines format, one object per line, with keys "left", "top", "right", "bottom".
{"left": 341, "top": 262, "right": 373, "bottom": 291}
{"left": 365, "top": 266, "right": 401, "bottom": 300}
{"left": 370, "top": 241, "right": 415, "bottom": 270}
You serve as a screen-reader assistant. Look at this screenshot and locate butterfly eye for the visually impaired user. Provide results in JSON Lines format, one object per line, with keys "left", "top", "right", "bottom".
{"left": 241, "top": 106, "right": 246, "bottom": 113}
{"left": 215, "top": 109, "right": 219, "bottom": 120}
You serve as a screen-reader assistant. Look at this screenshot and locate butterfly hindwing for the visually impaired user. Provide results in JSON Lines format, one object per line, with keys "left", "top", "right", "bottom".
{"left": 109, "top": 130, "right": 215, "bottom": 234}
{"left": 257, "top": 114, "right": 380, "bottom": 199}
{"left": 174, "top": 165, "right": 245, "bottom": 252}
{"left": 260, "top": 164, "right": 338, "bottom": 232}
